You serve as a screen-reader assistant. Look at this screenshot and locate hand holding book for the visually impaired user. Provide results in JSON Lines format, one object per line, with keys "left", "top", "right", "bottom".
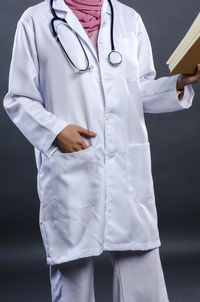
{"left": 166, "top": 13, "right": 200, "bottom": 100}
{"left": 176, "top": 64, "right": 200, "bottom": 100}
{"left": 177, "top": 64, "right": 200, "bottom": 89}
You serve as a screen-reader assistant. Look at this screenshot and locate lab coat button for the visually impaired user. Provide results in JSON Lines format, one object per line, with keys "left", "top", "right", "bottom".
{"left": 107, "top": 151, "right": 115, "bottom": 158}
{"left": 96, "top": 77, "right": 101, "bottom": 82}
{"left": 105, "top": 113, "right": 113, "bottom": 120}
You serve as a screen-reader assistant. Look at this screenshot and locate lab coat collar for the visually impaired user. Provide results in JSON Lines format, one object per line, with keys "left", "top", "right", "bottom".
{"left": 50, "top": 0, "right": 113, "bottom": 15}
{"left": 47, "top": 0, "right": 115, "bottom": 63}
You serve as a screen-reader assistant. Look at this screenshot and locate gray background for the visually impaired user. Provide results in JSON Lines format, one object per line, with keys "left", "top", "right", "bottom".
{"left": 1, "top": 0, "right": 200, "bottom": 301}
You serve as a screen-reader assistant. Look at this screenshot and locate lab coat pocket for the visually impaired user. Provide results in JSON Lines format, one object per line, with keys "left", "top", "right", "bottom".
{"left": 116, "top": 37, "right": 138, "bottom": 82}
{"left": 39, "top": 146, "right": 99, "bottom": 210}
{"left": 126, "top": 142, "right": 155, "bottom": 204}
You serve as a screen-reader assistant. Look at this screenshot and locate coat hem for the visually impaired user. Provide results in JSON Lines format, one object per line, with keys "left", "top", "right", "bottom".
{"left": 46, "top": 247, "right": 104, "bottom": 266}
{"left": 103, "top": 239, "right": 161, "bottom": 251}
{"left": 46, "top": 239, "right": 161, "bottom": 265}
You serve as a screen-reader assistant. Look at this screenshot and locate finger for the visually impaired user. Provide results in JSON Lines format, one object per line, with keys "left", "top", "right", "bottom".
{"left": 79, "top": 140, "right": 89, "bottom": 149}
{"left": 183, "top": 71, "right": 200, "bottom": 85}
{"left": 196, "top": 64, "right": 200, "bottom": 80}
{"left": 77, "top": 126, "right": 97, "bottom": 137}
{"left": 69, "top": 145, "right": 83, "bottom": 152}
{"left": 72, "top": 141, "right": 88, "bottom": 152}
{"left": 193, "top": 64, "right": 200, "bottom": 77}
{"left": 76, "top": 138, "right": 89, "bottom": 150}
{"left": 192, "top": 65, "right": 200, "bottom": 82}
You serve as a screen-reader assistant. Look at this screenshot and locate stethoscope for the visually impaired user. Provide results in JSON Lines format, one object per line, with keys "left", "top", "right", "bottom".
{"left": 50, "top": 0, "right": 122, "bottom": 72}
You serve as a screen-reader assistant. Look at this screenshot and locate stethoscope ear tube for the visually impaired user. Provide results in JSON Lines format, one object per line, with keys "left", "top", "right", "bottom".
{"left": 51, "top": 16, "right": 68, "bottom": 37}
{"left": 50, "top": 17, "right": 58, "bottom": 37}
{"left": 107, "top": 0, "right": 115, "bottom": 52}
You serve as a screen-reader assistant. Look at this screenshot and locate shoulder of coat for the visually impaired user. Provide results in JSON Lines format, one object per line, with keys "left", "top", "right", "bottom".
{"left": 18, "top": 0, "right": 49, "bottom": 26}
{"left": 115, "top": 0, "right": 141, "bottom": 24}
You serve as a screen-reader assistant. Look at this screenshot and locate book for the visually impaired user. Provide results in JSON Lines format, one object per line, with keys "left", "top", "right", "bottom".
{"left": 166, "top": 13, "right": 200, "bottom": 75}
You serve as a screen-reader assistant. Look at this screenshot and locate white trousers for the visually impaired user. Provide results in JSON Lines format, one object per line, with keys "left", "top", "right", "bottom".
{"left": 49, "top": 248, "right": 169, "bottom": 302}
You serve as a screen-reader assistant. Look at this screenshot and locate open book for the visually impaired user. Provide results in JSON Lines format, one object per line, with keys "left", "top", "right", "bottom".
{"left": 166, "top": 13, "right": 200, "bottom": 75}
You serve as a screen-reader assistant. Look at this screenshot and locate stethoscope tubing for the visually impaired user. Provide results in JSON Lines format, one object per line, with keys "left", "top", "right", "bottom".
{"left": 108, "top": 0, "right": 115, "bottom": 51}
{"left": 49, "top": 0, "right": 121, "bottom": 71}
{"left": 50, "top": 0, "right": 91, "bottom": 72}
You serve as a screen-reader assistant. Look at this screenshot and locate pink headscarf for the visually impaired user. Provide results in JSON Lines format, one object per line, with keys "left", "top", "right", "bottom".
{"left": 64, "top": 0, "right": 103, "bottom": 38}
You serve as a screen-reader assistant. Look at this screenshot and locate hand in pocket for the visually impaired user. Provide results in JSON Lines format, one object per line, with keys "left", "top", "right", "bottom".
{"left": 55, "top": 124, "right": 97, "bottom": 153}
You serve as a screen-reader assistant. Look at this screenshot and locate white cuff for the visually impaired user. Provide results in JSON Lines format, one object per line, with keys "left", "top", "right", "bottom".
{"left": 168, "top": 74, "right": 195, "bottom": 111}
{"left": 178, "top": 84, "right": 195, "bottom": 109}
{"left": 41, "top": 119, "right": 69, "bottom": 158}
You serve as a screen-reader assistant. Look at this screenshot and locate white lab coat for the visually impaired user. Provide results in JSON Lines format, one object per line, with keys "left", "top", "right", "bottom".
{"left": 3, "top": 0, "right": 195, "bottom": 265}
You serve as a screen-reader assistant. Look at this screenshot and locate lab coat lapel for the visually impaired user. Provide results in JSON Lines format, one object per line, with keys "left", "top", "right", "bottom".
{"left": 50, "top": 0, "right": 113, "bottom": 62}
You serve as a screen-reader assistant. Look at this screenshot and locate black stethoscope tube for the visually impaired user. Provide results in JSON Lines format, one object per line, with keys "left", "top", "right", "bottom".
{"left": 108, "top": 0, "right": 115, "bottom": 51}
{"left": 49, "top": 0, "right": 122, "bottom": 72}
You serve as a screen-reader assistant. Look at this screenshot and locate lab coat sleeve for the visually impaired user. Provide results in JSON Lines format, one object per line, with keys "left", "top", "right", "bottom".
{"left": 3, "top": 19, "right": 68, "bottom": 157}
{"left": 136, "top": 13, "right": 195, "bottom": 113}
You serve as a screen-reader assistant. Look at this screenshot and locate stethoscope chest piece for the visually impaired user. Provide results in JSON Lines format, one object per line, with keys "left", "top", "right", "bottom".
{"left": 108, "top": 50, "right": 122, "bottom": 66}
